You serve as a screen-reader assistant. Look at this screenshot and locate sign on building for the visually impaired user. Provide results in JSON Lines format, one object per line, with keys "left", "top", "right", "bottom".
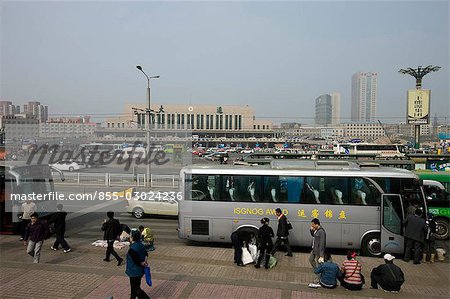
{"left": 407, "top": 89, "right": 430, "bottom": 125}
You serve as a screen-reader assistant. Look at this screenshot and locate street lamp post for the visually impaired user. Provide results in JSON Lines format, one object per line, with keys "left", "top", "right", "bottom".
{"left": 399, "top": 65, "right": 440, "bottom": 149}
{"left": 136, "top": 65, "right": 160, "bottom": 187}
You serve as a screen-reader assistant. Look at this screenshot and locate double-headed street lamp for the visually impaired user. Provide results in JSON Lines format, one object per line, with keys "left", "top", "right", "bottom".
{"left": 399, "top": 65, "right": 440, "bottom": 149}
{"left": 136, "top": 65, "right": 159, "bottom": 186}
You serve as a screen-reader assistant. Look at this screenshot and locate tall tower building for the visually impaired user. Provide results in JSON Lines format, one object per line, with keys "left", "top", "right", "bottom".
{"left": 315, "top": 94, "right": 332, "bottom": 125}
{"left": 351, "top": 72, "right": 377, "bottom": 122}
{"left": 24, "top": 101, "right": 48, "bottom": 122}
{"left": 0, "top": 101, "right": 20, "bottom": 116}
{"left": 330, "top": 92, "right": 341, "bottom": 124}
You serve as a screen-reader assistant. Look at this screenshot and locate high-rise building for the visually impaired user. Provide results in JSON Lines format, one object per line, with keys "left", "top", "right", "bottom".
{"left": 23, "top": 101, "right": 48, "bottom": 122}
{"left": 351, "top": 72, "right": 377, "bottom": 122}
{"left": 330, "top": 92, "right": 341, "bottom": 124}
{"left": 0, "top": 101, "right": 20, "bottom": 116}
{"left": 315, "top": 94, "right": 332, "bottom": 125}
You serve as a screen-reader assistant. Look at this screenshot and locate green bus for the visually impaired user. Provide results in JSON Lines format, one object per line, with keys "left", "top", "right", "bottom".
{"left": 415, "top": 171, "right": 450, "bottom": 240}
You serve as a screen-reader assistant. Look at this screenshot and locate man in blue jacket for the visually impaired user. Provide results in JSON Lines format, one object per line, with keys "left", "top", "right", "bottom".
{"left": 126, "top": 231, "right": 150, "bottom": 299}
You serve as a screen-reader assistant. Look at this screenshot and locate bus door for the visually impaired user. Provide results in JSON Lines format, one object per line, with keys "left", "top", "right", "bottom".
{"left": 381, "top": 194, "right": 405, "bottom": 254}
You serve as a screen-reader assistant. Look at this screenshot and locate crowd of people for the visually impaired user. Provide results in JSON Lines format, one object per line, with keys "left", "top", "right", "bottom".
{"left": 229, "top": 207, "right": 442, "bottom": 293}
{"left": 19, "top": 198, "right": 438, "bottom": 297}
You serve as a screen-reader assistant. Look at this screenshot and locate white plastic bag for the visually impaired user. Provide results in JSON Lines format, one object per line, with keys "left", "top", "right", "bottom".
{"left": 241, "top": 247, "right": 253, "bottom": 265}
{"left": 248, "top": 244, "right": 258, "bottom": 262}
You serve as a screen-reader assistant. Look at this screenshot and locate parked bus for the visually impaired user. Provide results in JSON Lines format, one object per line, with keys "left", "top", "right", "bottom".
{"left": 178, "top": 160, "right": 427, "bottom": 257}
{"left": 415, "top": 171, "right": 450, "bottom": 240}
{"left": 0, "top": 165, "right": 63, "bottom": 234}
{"left": 242, "top": 152, "right": 415, "bottom": 170}
{"left": 334, "top": 143, "right": 405, "bottom": 157}
{"left": 79, "top": 143, "right": 117, "bottom": 152}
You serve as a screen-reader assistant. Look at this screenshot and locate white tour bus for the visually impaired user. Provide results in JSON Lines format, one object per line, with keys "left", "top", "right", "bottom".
{"left": 178, "top": 160, "right": 427, "bottom": 256}
{"left": 333, "top": 143, "right": 405, "bottom": 157}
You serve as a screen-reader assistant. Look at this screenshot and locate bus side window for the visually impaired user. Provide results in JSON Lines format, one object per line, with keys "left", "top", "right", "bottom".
{"left": 325, "top": 177, "right": 348, "bottom": 205}
{"left": 304, "top": 177, "right": 321, "bottom": 204}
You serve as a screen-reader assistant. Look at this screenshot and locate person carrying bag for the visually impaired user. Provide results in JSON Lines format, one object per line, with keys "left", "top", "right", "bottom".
{"left": 126, "top": 231, "right": 150, "bottom": 299}
{"left": 339, "top": 250, "right": 363, "bottom": 291}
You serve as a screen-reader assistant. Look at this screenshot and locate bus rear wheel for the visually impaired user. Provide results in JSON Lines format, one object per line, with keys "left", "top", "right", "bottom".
{"left": 435, "top": 218, "right": 449, "bottom": 240}
{"left": 361, "top": 233, "right": 382, "bottom": 257}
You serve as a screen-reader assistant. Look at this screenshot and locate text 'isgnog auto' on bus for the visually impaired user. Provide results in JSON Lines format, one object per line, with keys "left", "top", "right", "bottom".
{"left": 233, "top": 207, "right": 348, "bottom": 220}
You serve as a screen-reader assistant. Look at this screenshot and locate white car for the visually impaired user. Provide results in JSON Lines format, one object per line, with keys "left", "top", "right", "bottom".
{"left": 127, "top": 192, "right": 178, "bottom": 218}
{"left": 241, "top": 149, "right": 254, "bottom": 154}
{"left": 50, "top": 160, "right": 83, "bottom": 172}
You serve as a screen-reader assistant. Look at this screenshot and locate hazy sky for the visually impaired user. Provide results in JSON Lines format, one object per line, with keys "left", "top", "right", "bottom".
{"left": 1, "top": 0, "right": 449, "bottom": 124}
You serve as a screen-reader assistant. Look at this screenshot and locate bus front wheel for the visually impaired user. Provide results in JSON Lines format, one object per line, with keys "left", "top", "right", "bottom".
{"left": 435, "top": 218, "right": 449, "bottom": 240}
{"left": 361, "top": 233, "right": 382, "bottom": 257}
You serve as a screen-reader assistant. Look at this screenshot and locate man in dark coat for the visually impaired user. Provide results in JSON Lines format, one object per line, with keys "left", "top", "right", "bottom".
{"left": 48, "top": 204, "right": 71, "bottom": 253}
{"left": 371, "top": 254, "right": 405, "bottom": 293}
{"left": 270, "top": 208, "right": 293, "bottom": 257}
{"left": 255, "top": 217, "right": 274, "bottom": 269}
{"left": 101, "top": 211, "right": 123, "bottom": 266}
{"left": 230, "top": 229, "right": 252, "bottom": 266}
{"left": 403, "top": 208, "right": 427, "bottom": 264}
{"left": 309, "top": 218, "right": 326, "bottom": 268}
{"left": 23, "top": 213, "right": 49, "bottom": 263}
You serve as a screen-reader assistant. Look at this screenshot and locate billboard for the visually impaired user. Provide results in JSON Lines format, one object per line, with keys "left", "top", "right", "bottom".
{"left": 407, "top": 89, "right": 430, "bottom": 125}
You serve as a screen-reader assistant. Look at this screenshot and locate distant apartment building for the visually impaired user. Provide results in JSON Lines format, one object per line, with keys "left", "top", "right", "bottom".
{"left": 342, "top": 122, "right": 384, "bottom": 139}
{"left": 40, "top": 116, "right": 96, "bottom": 138}
{"left": 351, "top": 72, "right": 377, "bottom": 122}
{"left": 315, "top": 94, "right": 332, "bottom": 125}
{"left": 0, "top": 101, "right": 20, "bottom": 116}
{"left": 23, "top": 101, "right": 48, "bottom": 122}
{"left": 0, "top": 114, "right": 39, "bottom": 141}
{"left": 330, "top": 92, "right": 341, "bottom": 124}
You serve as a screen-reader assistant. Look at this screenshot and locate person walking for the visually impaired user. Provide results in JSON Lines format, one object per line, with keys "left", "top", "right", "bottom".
{"left": 270, "top": 208, "right": 293, "bottom": 257}
{"left": 19, "top": 200, "right": 37, "bottom": 241}
{"left": 309, "top": 218, "right": 326, "bottom": 280}
{"left": 403, "top": 208, "right": 427, "bottom": 264}
{"left": 48, "top": 204, "right": 71, "bottom": 253}
{"left": 23, "top": 213, "right": 49, "bottom": 263}
{"left": 370, "top": 254, "right": 405, "bottom": 293}
{"left": 339, "top": 250, "right": 363, "bottom": 290}
{"left": 101, "top": 211, "right": 123, "bottom": 266}
{"left": 230, "top": 230, "right": 252, "bottom": 266}
{"left": 126, "top": 231, "right": 150, "bottom": 299}
{"left": 255, "top": 217, "right": 274, "bottom": 269}
{"left": 422, "top": 212, "right": 437, "bottom": 263}
{"left": 313, "top": 252, "right": 342, "bottom": 289}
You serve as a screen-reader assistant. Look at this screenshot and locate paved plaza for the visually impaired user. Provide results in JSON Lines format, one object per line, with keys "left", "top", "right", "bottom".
{"left": 1, "top": 227, "right": 449, "bottom": 299}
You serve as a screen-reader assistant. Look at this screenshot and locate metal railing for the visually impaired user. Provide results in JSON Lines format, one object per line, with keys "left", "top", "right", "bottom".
{"left": 52, "top": 172, "right": 178, "bottom": 188}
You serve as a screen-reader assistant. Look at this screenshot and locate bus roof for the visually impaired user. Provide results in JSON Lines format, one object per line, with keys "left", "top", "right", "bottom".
{"left": 181, "top": 162, "right": 418, "bottom": 178}
{"left": 415, "top": 171, "right": 450, "bottom": 183}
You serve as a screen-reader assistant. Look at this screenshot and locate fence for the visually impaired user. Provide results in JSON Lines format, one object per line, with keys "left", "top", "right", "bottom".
{"left": 52, "top": 172, "right": 178, "bottom": 188}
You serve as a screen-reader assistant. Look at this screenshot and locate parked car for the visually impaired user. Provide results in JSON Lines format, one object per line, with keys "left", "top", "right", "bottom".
{"left": 50, "top": 160, "right": 84, "bottom": 172}
{"left": 127, "top": 192, "right": 178, "bottom": 218}
{"left": 241, "top": 148, "right": 254, "bottom": 154}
